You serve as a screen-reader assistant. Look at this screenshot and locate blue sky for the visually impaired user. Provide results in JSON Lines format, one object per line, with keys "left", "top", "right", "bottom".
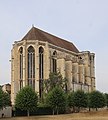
{"left": 0, "top": 0, "right": 108, "bottom": 92}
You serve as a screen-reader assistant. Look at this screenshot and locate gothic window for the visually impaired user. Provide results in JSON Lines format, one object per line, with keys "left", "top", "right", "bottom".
{"left": 19, "top": 47, "right": 23, "bottom": 90}
{"left": 52, "top": 51, "right": 57, "bottom": 73}
{"left": 39, "top": 47, "right": 44, "bottom": 98}
{"left": 27, "top": 46, "right": 35, "bottom": 90}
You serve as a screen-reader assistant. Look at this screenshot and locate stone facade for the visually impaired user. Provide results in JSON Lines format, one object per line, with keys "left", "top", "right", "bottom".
{"left": 0, "top": 107, "right": 12, "bottom": 118}
{"left": 2, "top": 84, "right": 11, "bottom": 94}
{"left": 11, "top": 27, "right": 95, "bottom": 105}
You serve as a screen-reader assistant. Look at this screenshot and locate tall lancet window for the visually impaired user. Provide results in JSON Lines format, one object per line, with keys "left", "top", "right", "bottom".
{"left": 39, "top": 47, "right": 44, "bottom": 98}
{"left": 28, "top": 46, "right": 35, "bottom": 90}
{"left": 52, "top": 51, "right": 57, "bottom": 73}
{"left": 19, "top": 47, "right": 23, "bottom": 90}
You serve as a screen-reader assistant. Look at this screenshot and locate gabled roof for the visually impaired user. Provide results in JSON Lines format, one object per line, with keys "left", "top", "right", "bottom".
{"left": 22, "top": 27, "right": 79, "bottom": 53}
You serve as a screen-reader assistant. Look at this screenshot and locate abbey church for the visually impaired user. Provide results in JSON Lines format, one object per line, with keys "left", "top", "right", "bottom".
{"left": 11, "top": 27, "right": 95, "bottom": 105}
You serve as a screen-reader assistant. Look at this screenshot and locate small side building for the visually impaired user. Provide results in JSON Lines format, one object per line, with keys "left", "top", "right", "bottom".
{"left": 2, "top": 83, "right": 11, "bottom": 95}
{"left": 0, "top": 84, "right": 11, "bottom": 118}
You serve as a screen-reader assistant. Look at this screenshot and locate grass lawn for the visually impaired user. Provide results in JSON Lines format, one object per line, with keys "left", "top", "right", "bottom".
{"left": 1, "top": 110, "right": 108, "bottom": 120}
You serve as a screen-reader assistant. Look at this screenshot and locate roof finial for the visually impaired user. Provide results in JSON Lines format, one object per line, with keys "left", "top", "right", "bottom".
{"left": 32, "top": 24, "right": 34, "bottom": 28}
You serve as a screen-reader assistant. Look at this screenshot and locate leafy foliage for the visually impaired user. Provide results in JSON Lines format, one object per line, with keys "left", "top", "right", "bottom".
{"left": 104, "top": 93, "right": 108, "bottom": 108}
{"left": 2, "top": 92, "right": 11, "bottom": 107}
{"left": 67, "top": 92, "right": 75, "bottom": 112}
{"left": 67, "top": 92, "right": 74, "bottom": 108}
{"left": 89, "top": 91, "right": 106, "bottom": 111}
{"left": 72, "top": 90, "right": 88, "bottom": 112}
{"left": 86, "top": 92, "right": 91, "bottom": 110}
{"left": 0, "top": 88, "right": 3, "bottom": 109}
{"left": 46, "top": 87, "right": 67, "bottom": 115}
{"left": 44, "top": 72, "right": 67, "bottom": 93}
{"left": 15, "top": 86, "right": 38, "bottom": 116}
{"left": 0, "top": 88, "right": 11, "bottom": 109}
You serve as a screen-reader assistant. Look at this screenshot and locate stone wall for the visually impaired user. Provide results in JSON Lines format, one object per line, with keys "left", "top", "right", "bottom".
{"left": 11, "top": 40, "right": 95, "bottom": 105}
{"left": 0, "top": 107, "right": 12, "bottom": 118}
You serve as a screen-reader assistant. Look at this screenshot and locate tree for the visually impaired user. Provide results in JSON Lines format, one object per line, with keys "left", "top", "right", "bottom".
{"left": 46, "top": 87, "right": 67, "bottom": 115}
{"left": 104, "top": 93, "right": 108, "bottom": 109}
{"left": 73, "top": 90, "right": 88, "bottom": 112}
{"left": 0, "top": 88, "right": 4, "bottom": 109}
{"left": 15, "top": 86, "right": 38, "bottom": 116}
{"left": 0, "top": 88, "right": 11, "bottom": 110}
{"left": 67, "top": 92, "right": 75, "bottom": 112}
{"left": 86, "top": 92, "right": 91, "bottom": 111}
{"left": 44, "top": 72, "right": 67, "bottom": 93}
{"left": 2, "top": 92, "right": 11, "bottom": 108}
{"left": 89, "top": 91, "right": 106, "bottom": 111}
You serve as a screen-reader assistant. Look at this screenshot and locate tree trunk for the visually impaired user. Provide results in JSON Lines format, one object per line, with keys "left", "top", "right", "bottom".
{"left": 89, "top": 107, "right": 91, "bottom": 111}
{"left": 79, "top": 107, "right": 80, "bottom": 112}
{"left": 73, "top": 106, "right": 75, "bottom": 113}
{"left": 27, "top": 110, "right": 30, "bottom": 117}
{"left": 57, "top": 109, "right": 58, "bottom": 115}
{"left": 53, "top": 109, "right": 54, "bottom": 115}
{"left": 96, "top": 108, "right": 98, "bottom": 111}
{"left": 78, "top": 107, "right": 80, "bottom": 112}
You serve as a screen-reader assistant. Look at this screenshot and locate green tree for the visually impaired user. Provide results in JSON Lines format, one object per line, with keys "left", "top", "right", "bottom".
{"left": 73, "top": 90, "right": 88, "bottom": 112}
{"left": 2, "top": 92, "right": 11, "bottom": 108}
{"left": 0, "top": 88, "right": 11, "bottom": 110}
{"left": 0, "top": 88, "right": 4, "bottom": 109}
{"left": 46, "top": 87, "right": 67, "bottom": 115}
{"left": 44, "top": 72, "right": 67, "bottom": 93}
{"left": 67, "top": 92, "right": 75, "bottom": 112}
{"left": 89, "top": 91, "right": 106, "bottom": 111}
{"left": 105, "top": 93, "right": 108, "bottom": 109}
{"left": 86, "top": 92, "right": 91, "bottom": 111}
{"left": 15, "top": 86, "right": 38, "bottom": 116}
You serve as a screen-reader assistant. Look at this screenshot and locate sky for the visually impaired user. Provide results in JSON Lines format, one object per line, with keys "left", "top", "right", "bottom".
{"left": 0, "top": 0, "right": 108, "bottom": 92}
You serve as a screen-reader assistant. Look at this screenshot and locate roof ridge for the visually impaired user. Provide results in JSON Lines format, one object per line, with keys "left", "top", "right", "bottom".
{"left": 34, "top": 27, "right": 74, "bottom": 44}
{"left": 21, "top": 27, "right": 79, "bottom": 53}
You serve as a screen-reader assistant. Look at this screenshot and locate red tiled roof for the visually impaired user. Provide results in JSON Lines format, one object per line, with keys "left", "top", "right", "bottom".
{"left": 22, "top": 27, "right": 79, "bottom": 53}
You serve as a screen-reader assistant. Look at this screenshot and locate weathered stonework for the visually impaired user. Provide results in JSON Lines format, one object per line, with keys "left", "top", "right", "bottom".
{"left": 11, "top": 27, "right": 95, "bottom": 105}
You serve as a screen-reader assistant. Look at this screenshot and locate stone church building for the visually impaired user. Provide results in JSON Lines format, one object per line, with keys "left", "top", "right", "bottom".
{"left": 11, "top": 27, "right": 95, "bottom": 105}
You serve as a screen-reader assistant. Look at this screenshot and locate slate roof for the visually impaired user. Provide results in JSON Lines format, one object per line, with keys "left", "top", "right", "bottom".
{"left": 22, "top": 27, "right": 79, "bottom": 53}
